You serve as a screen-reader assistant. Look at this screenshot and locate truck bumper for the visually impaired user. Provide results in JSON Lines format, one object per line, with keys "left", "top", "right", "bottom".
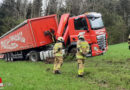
{"left": 91, "top": 44, "right": 108, "bottom": 56}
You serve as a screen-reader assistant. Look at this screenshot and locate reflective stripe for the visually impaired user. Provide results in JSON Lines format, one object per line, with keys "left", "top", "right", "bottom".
{"left": 55, "top": 53, "right": 63, "bottom": 56}
{"left": 78, "top": 69, "right": 84, "bottom": 75}
{"left": 55, "top": 43, "right": 62, "bottom": 47}
{"left": 76, "top": 55, "right": 84, "bottom": 59}
{"left": 55, "top": 54, "right": 63, "bottom": 56}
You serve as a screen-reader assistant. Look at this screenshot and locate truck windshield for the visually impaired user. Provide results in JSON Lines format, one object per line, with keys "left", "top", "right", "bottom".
{"left": 89, "top": 17, "right": 104, "bottom": 30}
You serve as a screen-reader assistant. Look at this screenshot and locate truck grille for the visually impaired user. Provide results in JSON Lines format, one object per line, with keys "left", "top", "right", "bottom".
{"left": 97, "top": 34, "right": 106, "bottom": 51}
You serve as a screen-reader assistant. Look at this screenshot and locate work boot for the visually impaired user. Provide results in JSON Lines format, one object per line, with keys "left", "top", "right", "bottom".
{"left": 78, "top": 75, "right": 83, "bottom": 77}
{"left": 54, "top": 70, "right": 61, "bottom": 74}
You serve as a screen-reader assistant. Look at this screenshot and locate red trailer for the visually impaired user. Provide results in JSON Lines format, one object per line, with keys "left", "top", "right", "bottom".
{"left": 0, "top": 15, "right": 58, "bottom": 61}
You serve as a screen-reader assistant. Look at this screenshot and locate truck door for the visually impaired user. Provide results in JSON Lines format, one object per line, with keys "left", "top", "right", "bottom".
{"left": 69, "top": 17, "right": 91, "bottom": 43}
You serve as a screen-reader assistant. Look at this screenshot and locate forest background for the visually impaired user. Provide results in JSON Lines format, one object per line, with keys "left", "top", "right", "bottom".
{"left": 0, "top": 0, "right": 130, "bottom": 45}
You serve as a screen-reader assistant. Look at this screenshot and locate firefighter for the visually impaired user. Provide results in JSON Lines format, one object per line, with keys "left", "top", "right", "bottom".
{"left": 53, "top": 37, "right": 64, "bottom": 74}
{"left": 76, "top": 34, "right": 89, "bottom": 77}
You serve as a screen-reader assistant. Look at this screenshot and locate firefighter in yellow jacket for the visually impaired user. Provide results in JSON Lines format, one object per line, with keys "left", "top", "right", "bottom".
{"left": 53, "top": 37, "right": 64, "bottom": 74}
{"left": 76, "top": 34, "right": 89, "bottom": 77}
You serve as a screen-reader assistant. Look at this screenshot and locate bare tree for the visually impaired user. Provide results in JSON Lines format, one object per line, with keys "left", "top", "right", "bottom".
{"left": 32, "top": 0, "right": 42, "bottom": 17}
{"left": 45, "top": 0, "right": 58, "bottom": 15}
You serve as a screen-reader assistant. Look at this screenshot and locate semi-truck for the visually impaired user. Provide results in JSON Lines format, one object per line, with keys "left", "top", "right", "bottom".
{"left": 0, "top": 12, "right": 108, "bottom": 62}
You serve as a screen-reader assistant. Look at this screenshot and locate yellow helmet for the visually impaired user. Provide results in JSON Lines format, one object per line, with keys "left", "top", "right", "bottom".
{"left": 78, "top": 33, "right": 85, "bottom": 39}
{"left": 78, "top": 35, "right": 84, "bottom": 39}
{"left": 58, "top": 37, "right": 64, "bottom": 42}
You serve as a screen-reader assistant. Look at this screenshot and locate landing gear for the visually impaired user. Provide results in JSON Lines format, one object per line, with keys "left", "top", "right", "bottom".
{"left": 4, "top": 53, "right": 14, "bottom": 62}
{"left": 4, "top": 54, "right": 8, "bottom": 62}
{"left": 10, "top": 53, "right": 14, "bottom": 62}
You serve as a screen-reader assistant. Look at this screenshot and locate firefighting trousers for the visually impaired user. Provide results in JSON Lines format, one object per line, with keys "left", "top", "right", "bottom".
{"left": 53, "top": 56, "right": 63, "bottom": 72}
{"left": 77, "top": 59, "right": 85, "bottom": 75}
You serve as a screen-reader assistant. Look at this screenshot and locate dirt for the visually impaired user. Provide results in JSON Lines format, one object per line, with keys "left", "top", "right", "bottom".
{"left": 45, "top": 58, "right": 54, "bottom": 64}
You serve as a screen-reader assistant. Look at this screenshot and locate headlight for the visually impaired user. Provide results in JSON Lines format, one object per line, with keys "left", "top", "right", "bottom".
{"left": 94, "top": 47, "right": 98, "bottom": 51}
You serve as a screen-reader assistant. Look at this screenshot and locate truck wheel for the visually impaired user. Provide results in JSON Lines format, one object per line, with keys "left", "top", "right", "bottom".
{"left": 29, "top": 51, "right": 40, "bottom": 62}
{"left": 69, "top": 47, "right": 77, "bottom": 55}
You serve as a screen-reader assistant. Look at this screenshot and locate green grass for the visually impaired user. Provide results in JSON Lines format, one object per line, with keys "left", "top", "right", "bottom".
{"left": 0, "top": 43, "right": 130, "bottom": 90}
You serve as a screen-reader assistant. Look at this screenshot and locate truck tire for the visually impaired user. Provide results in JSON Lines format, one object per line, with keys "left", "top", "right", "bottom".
{"left": 69, "top": 47, "right": 77, "bottom": 56}
{"left": 29, "top": 51, "right": 40, "bottom": 62}
{"left": 69, "top": 47, "right": 77, "bottom": 53}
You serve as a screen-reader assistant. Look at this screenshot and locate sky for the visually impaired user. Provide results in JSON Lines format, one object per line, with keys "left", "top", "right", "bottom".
{"left": 0, "top": 0, "right": 2, "bottom": 3}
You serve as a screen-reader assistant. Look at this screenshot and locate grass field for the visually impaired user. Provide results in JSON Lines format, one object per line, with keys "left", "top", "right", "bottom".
{"left": 0, "top": 43, "right": 130, "bottom": 90}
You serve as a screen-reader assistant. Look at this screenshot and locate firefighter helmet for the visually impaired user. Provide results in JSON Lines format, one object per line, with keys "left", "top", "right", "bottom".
{"left": 78, "top": 35, "right": 84, "bottom": 39}
{"left": 58, "top": 37, "right": 64, "bottom": 42}
{"left": 78, "top": 33, "right": 85, "bottom": 39}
